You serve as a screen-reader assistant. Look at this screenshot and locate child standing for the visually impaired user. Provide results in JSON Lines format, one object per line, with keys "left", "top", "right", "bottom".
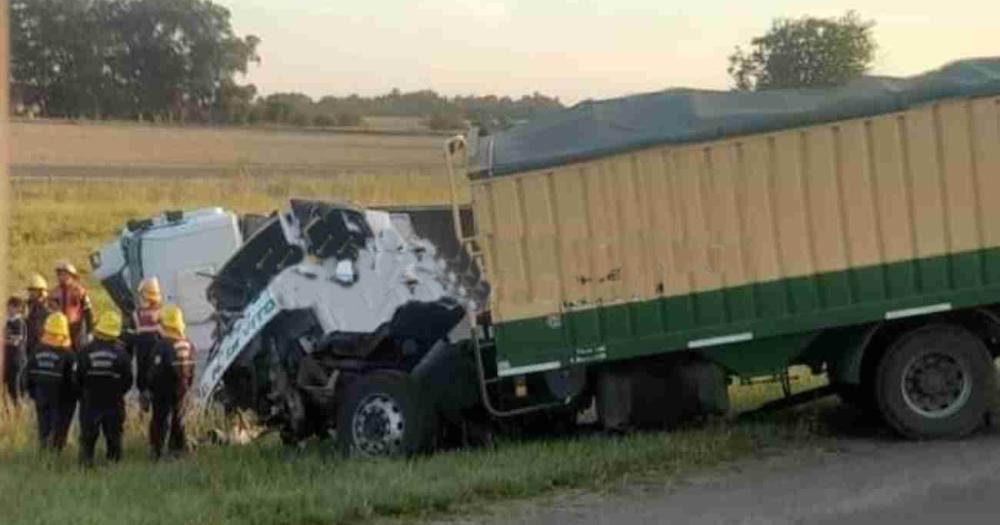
{"left": 4, "top": 296, "right": 27, "bottom": 404}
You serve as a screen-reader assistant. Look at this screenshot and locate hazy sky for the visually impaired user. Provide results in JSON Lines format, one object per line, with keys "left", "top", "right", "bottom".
{"left": 226, "top": 0, "right": 1000, "bottom": 103}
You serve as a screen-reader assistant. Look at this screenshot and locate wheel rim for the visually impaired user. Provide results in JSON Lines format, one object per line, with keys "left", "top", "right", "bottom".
{"left": 351, "top": 393, "right": 405, "bottom": 457}
{"left": 900, "top": 351, "right": 973, "bottom": 419}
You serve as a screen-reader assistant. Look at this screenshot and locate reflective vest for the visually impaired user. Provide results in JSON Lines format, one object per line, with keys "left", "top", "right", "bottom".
{"left": 50, "top": 283, "right": 90, "bottom": 326}
{"left": 133, "top": 306, "right": 162, "bottom": 335}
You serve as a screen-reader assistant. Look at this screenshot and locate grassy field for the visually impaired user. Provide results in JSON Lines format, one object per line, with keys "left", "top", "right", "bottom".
{"left": 0, "top": 381, "right": 833, "bottom": 525}
{"left": 2, "top": 176, "right": 838, "bottom": 524}
{"left": 9, "top": 120, "right": 446, "bottom": 180}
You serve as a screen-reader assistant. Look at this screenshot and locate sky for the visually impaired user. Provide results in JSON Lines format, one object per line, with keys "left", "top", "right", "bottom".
{"left": 226, "top": 0, "right": 1000, "bottom": 104}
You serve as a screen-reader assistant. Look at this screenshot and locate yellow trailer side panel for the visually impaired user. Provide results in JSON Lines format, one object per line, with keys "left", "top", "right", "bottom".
{"left": 472, "top": 97, "right": 1000, "bottom": 324}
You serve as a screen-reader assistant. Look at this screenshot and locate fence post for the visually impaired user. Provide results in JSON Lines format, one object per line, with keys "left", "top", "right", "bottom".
{"left": 0, "top": 0, "right": 11, "bottom": 396}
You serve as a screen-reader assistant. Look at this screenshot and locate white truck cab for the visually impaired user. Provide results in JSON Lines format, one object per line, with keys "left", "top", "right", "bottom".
{"left": 90, "top": 207, "right": 244, "bottom": 363}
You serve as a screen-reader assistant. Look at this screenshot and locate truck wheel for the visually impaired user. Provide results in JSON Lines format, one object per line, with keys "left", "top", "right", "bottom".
{"left": 876, "top": 324, "right": 996, "bottom": 439}
{"left": 337, "top": 370, "right": 434, "bottom": 457}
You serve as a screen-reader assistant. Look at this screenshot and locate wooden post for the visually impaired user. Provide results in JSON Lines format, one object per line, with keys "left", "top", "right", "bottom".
{"left": 0, "top": 0, "right": 11, "bottom": 391}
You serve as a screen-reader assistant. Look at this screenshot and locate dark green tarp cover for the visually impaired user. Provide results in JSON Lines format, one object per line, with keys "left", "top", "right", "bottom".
{"left": 469, "top": 57, "right": 1000, "bottom": 177}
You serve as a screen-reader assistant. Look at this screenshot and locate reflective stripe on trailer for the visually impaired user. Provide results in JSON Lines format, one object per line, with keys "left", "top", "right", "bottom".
{"left": 496, "top": 360, "right": 562, "bottom": 377}
{"left": 885, "top": 303, "right": 953, "bottom": 320}
{"left": 687, "top": 332, "right": 754, "bottom": 349}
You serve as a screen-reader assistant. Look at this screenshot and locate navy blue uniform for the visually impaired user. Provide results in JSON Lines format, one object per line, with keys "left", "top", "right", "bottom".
{"left": 129, "top": 306, "right": 161, "bottom": 394}
{"left": 147, "top": 336, "right": 195, "bottom": 458}
{"left": 26, "top": 344, "right": 76, "bottom": 451}
{"left": 76, "top": 338, "right": 132, "bottom": 465}
{"left": 4, "top": 315, "right": 26, "bottom": 403}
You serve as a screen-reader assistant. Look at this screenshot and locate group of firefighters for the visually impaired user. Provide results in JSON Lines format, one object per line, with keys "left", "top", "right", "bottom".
{"left": 3, "top": 261, "right": 196, "bottom": 466}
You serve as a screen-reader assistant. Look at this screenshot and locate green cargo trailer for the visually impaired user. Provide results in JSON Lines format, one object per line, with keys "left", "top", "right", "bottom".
{"left": 445, "top": 58, "right": 1000, "bottom": 438}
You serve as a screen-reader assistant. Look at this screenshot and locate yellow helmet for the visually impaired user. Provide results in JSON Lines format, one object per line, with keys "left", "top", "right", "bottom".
{"left": 94, "top": 310, "right": 123, "bottom": 340}
{"left": 160, "top": 304, "right": 186, "bottom": 336}
{"left": 138, "top": 277, "right": 163, "bottom": 304}
{"left": 28, "top": 273, "right": 48, "bottom": 291}
{"left": 55, "top": 260, "right": 79, "bottom": 278}
{"left": 42, "top": 313, "right": 71, "bottom": 348}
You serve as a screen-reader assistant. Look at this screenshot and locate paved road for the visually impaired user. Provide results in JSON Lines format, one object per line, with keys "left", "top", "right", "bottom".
{"left": 443, "top": 428, "right": 1000, "bottom": 525}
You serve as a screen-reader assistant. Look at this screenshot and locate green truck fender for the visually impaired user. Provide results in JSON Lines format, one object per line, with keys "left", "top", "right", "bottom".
{"left": 799, "top": 324, "right": 880, "bottom": 386}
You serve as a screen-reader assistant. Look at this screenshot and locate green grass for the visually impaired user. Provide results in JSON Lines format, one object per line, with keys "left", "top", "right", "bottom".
{"left": 0, "top": 372, "right": 835, "bottom": 525}
{"left": 0, "top": 384, "right": 831, "bottom": 525}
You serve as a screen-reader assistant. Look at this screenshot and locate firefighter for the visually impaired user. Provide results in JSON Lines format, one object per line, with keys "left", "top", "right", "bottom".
{"left": 26, "top": 313, "right": 77, "bottom": 451}
{"left": 25, "top": 274, "right": 52, "bottom": 359}
{"left": 76, "top": 311, "right": 132, "bottom": 466}
{"left": 4, "top": 296, "right": 27, "bottom": 404}
{"left": 48, "top": 261, "right": 94, "bottom": 352}
{"left": 147, "top": 305, "right": 196, "bottom": 459}
{"left": 131, "top": 277, "right": 162, "bottom": 410}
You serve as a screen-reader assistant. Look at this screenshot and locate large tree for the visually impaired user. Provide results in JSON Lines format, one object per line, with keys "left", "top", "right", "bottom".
{"left": 11, "top": 0, "right": 118, "bottom": 118}
{"left": 728, "top": 11, "right": 876, "bottom": 91}
{"left": 11, "top": 0, "right": 259, "bottom": 121}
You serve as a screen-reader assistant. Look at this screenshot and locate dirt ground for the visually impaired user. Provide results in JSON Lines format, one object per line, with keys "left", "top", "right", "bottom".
{"left": 437, "top": 408, "right": 1000, "bottom": 525}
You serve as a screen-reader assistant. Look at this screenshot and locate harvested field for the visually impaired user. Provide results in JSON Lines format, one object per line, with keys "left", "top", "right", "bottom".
{"left": 10, "top": 119, "right": 447, "bottom": 180}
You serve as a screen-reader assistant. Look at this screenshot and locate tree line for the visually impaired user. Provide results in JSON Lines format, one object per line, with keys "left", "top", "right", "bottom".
{"left": 10, "top": 0, "right": 563, "bottom": 130}
{"left": 11, "top": 0, "right": 874, "bottom": 130}
{"left": 255, "top": 90, "right": 563, "bottom": 130}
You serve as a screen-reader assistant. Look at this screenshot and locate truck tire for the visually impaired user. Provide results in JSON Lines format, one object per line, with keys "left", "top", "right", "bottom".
{"left": 336, "top": 370, "right": 435, "bottom": 457}
{"left": 876, "top": 324, "right": 997, "bottom": 439}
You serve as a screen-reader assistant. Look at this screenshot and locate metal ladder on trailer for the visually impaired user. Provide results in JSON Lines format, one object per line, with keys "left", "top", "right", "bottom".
{"left": 444, "top": 136, "right": 568, "bottom": 418}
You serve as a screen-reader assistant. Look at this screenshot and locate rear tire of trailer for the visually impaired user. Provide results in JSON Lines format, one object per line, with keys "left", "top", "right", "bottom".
{"left": 336, "top": 370, "right": 435, "bottom": 457}
{"left": 876, "top": 324, "right": 997, "bottom": 439}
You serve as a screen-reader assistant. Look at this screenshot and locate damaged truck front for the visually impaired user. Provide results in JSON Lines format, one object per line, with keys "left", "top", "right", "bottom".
{"left": 196, "top": 200, "right": 497, "bottom": 455}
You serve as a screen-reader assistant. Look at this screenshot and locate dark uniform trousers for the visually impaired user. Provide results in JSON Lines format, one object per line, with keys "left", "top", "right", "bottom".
{"left": 150, "top": 393, "right": 187, "bottom": 456}
{"left": 80, "top": 399, "right": 125, "bottom": 463}
{"left": 77, "top": 339, "right": 132, "bottom": 465}
{"left": 130, "top": 306, "right": 161, "bottom": 395}
{"left": 27, "top": 345, "right": 76, "bottom": 451}
{"left": 148, "top": 336, "right": 195, "bottom": 458}
{"left": 4, "top": 315, "right": 26, "bottom": 403}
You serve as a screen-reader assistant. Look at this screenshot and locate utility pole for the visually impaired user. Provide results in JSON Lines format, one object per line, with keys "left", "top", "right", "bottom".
{"left": 0, "top": 0, "right": 10, "bottom": 391}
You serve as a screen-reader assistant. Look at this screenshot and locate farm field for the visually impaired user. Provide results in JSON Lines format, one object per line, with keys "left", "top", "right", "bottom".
{"left": 9, "top": 119, "right": 446, "bottom": 180}
{"left": 3, "top": 175, "right": 834, "bottom": 525}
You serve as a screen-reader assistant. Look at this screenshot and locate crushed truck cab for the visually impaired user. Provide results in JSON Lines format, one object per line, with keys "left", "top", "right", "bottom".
{"left": 95, "top": 199, "right": 491, "bottom": 455}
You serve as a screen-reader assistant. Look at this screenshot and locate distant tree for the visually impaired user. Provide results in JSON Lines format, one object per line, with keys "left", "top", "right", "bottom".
{"left": 10, "top": 0, "right": 260, "bottom": 121}
{"left": 288, "top": 112, "right": 310, "bottom": 127}
{"left": 334, "top": 111, "right": 363, "bottom": 127}
{"left": 11, "top": 0, "right": 119, "bottom": 118}
{"left": 427, "top": 112, "right": 466, "bottom": 131}
{"left": 214, "top": 80, "right": 258, "bottom": 124}
{"left": 260, "top": 93, "right": 312, "bottom": 124}
{"left": 312, "top": 114, "right": 336, "bottom": 127}
{"left": 728, "top": 11, "right": 876, "bottom": 91}
{"left": 110, "top": 0, "right": 260, "bottom": 121}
